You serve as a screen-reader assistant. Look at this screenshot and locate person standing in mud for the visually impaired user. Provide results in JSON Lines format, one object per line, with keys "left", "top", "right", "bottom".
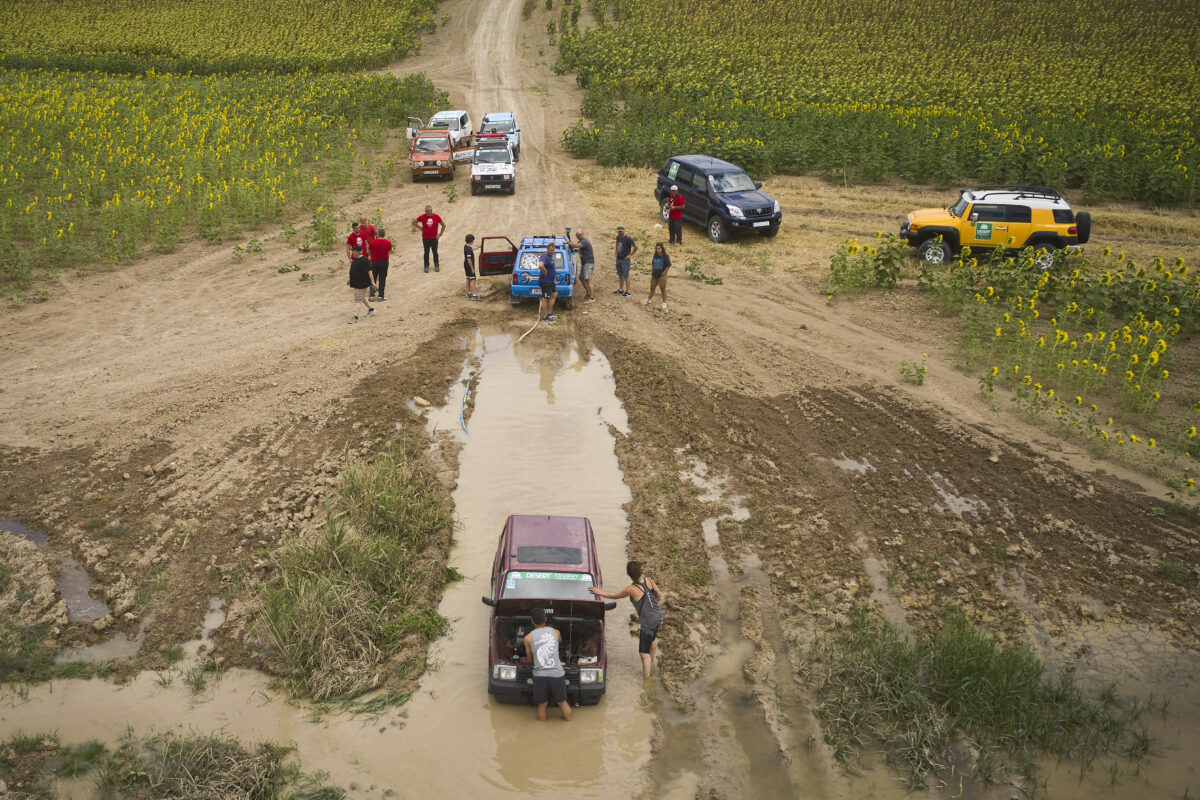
{"left": 523, "top": 607, "right": 573, "bottom": 722}
{"left": 566, "top": 229, "right": 596, "bottom": 302}
{"left": 590, "top": 560, "right": 664, "bottom": 678}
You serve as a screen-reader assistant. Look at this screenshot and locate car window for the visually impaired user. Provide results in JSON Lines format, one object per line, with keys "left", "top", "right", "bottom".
{"left": 970, "top": 204, "right": 1006, "bottom": 222}
{"left": 675, "top": 166, "right": 695, "bottom": 188}
{"left": 474, "top": 148, "right": 511, "bottom": 164}
{"left": 1006, "top": 205, "right": 1032, "bottom": 223}
{"left": 692, "top": 172, "right": 706, "bottom": 192}
{"left": 1052, "top": 208, "right": 1075, "bottom": 224}
{"left": 461, "top": 114, "right": 469, "bottom": 128}
{"left": 709, "top": 171, "right": 756, "bottom": 193}
{"left": 483, "top": 121, "right": 514, "bottom": 133}
{"left": 501, "top": 570, "right": 594, "bottom": 600}
{"left": 430, "top": 118, "right": 450, "bottom": 130}
{"left": 950, "top": 196, "right": 969, "bottom": 217}
{"left": 517, "top": 545, "right": 581, "bottom": 564}
{"left": 414, "top": 136, "right": 444, "bottom": 153}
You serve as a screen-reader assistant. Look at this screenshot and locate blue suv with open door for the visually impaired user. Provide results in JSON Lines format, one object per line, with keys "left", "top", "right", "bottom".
{"left": 654, "top": 154, "right": 781, "bottom": 243}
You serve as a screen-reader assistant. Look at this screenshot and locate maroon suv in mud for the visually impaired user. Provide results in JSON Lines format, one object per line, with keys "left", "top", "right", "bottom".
{"left": 482, "top": 515, "right": 616, "bottom": 705}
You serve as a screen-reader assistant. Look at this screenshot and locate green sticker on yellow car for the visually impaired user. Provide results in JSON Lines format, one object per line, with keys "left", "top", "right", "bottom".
{"left": 975, "top": 221, "right": 993, "bottom": 240}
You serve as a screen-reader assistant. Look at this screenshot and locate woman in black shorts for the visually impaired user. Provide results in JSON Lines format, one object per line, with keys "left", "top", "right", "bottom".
{"left": 590, "top": 560, "right": 664, "bottom": 678}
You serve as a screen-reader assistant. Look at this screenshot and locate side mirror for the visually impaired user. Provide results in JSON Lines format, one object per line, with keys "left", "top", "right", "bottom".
{"left": 969, "top": 212, "right": 978, "bottom": 221}
{"left": 754, "top": 181, "right": 762, "bottom": 189}
{"left": 604, "top": 602, "right": 617, "bottom": 611}
{"left": 481, "top": 596, "right": 494, "bottom": 607}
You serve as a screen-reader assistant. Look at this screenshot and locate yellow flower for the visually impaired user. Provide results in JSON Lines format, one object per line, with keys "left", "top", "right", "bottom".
{"left": 1075, "top": 396, "right": 1083, "bottom": 405}
{"left": 995, "top": 327, "right": 1002, "bottom": 337}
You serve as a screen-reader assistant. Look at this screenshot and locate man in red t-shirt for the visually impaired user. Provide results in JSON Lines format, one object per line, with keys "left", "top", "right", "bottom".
{"left": 358, "top": 214, "right": 377, "bottom": 251}
{"left": 345, "top": 222, "right": 365, "bottom": 263}
{"left": 368, "top": 228, "right": 393, "bottom": 300}
{"left": 412, "top": 205, "right": 446, "bottom": 272}
{"left": 667, "top": 184, "right": 685, "bottom": 245}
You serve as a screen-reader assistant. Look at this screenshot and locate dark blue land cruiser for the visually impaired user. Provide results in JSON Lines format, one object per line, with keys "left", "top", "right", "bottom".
{"left": 653, "top": 154, "right": 781, "bottom": 243}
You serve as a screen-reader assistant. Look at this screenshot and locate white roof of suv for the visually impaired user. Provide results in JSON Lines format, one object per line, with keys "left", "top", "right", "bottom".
{"left": 963, "top": 187, "right": 1071, "bottom": 211}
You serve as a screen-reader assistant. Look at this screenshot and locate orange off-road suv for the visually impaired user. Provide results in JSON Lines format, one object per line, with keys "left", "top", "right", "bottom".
{"left": 900, "top": 186, "right": 1091, "bottom": 268}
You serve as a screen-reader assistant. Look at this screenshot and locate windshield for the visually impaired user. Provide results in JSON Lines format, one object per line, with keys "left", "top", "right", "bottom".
{"left": 501, "top": 570, "right": 594, "bottom": 600}
{"left": 474, "top": 148, "right": 512, "bottom": 164}
{"left": 709, "top": 171, "right": 757, "bottom": 193}
{"left": 429, "top": 117, "right": 454, "bottom": 129}
{"left": 950, "top": 196, "right": 969, "bottom": 217}
{"left": 482, "top": 121, "right": 515, "bottom": 134}
{"left": 518, "top": 251, "right": 564, "bottom": 272}
{"left": 414, "top": 137, "right": 445, "bottom": 154}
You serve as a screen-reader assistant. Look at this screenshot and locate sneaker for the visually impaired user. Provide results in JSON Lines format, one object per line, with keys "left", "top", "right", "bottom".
{"left": 584, "top": 297, "right": 596, "bottom": 304}
{"left": 641, "top": 298, "right": 650, "bottom": 306}
{"left": 347, "top": 315, "right": 358, "bottom": 324}
{"left": 434, "top": 265, "right": 440, "bottom": 272}
{"left": 376, "top": 296, "right": 387, "bottom": 302}
{"left": 541, "top": 315, "right": 555, "bottom": 323}
{"left": 612, "top": 289, "right": 623, "bottom": 295}
{"left": 470, "top": 294, "right": 483, "bottom": 302}
{"left": 622, "top": 291, "right": 632, "bottom": 297}
{"left": 661, "top": 303, "right": 668, "bottom": 311}
{"left": 366, "top": 307, "right": 376, "bottom": 317}
{"left": 424, "top": 266, "right": 430, "bottom": 273}
{"left": 548, "top": 313, "right": 559, "bottom": 320}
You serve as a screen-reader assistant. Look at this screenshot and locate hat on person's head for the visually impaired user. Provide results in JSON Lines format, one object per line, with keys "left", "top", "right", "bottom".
{"left": 670, "top": 184, "right": 678, "bottom": 190}
{"left": 617, "top": 224, "right": 625, "bottom": 230}
{"left": 351, "top": 245, "right": 362, "bottom": 252}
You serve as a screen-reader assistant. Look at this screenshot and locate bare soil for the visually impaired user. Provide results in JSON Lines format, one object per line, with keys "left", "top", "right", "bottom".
{"left": 2, "top": 0, "right": 1199, "bottom": 795}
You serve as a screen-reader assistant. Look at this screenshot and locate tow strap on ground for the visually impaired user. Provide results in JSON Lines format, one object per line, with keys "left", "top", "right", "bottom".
{"left": 516, "top": 313, "right": 541, "bottom": 345}
{"left": 460, "top": 364, "right": 483, "bottom": 436}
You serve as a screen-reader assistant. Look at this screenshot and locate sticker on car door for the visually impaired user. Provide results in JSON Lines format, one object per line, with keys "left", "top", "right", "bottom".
{"left": 667, "top": 162, "right": 679, "bottom": 180}
{"left": 975, "top": 222, "right": 993, "bottom": 241}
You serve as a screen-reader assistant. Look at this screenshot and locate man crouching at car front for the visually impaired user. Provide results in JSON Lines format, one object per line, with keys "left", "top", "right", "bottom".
{"left": 524, "top": 608, "right": 573, "bottom": 722}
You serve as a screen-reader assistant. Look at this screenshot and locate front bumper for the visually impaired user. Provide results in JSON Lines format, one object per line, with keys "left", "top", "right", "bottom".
{"left": 471, "top": 175, "right": 514, "bottom": 192}
{"left": 488, "top": 673, "right": 606, "bottom": 706}
{"left": 728, "top": 213, "right": 781, "bottom": 232}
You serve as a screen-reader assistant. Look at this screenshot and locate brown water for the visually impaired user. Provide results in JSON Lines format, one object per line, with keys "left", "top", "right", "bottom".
{"left": 0, "top": 328, "right": 651, "bottom": 798}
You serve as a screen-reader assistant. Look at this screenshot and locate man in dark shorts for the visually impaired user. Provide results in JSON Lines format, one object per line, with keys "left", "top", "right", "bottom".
{"left": 567, "top": 228, "right": 595, "bottom": 302}
{"left": 464, "top": 234, "right": 480, "bottom": 301}
{"left": 367, "top": 228, "right": 392, "bottom": 300}
{"left": 590, "top": 560, "right": 664, "bottom": 678}
{"left": 523, "top": 607, "right": 572, "bottom": 722}
{"left": 538, "top": 242, "right": 559, "bottom": 323}
{"left": 345, "top": 245, "right": 377, "bottom": 325}
{"left": 412, "top": 204, "right": 445, "bottom": 272}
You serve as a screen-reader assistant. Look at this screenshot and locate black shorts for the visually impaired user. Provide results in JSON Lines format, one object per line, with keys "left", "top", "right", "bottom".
{"left": 464, "top": 263, "right": 476, "bottom": 278}
{"left": 639, "top": 627, "right": 660, "bottom": 655}
{"left": 532, "top": 674, "right": 567, "bottom": 705}
{"left": 539, "top": 282, "right": 556, "bottom": 295}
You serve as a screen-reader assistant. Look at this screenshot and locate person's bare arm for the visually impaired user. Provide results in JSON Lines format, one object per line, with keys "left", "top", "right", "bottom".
{"left": 589, "top": 584, "right": 635, "bottom": 600}
{"left": 523, "top": 632, "right": 532, "bottom": 660}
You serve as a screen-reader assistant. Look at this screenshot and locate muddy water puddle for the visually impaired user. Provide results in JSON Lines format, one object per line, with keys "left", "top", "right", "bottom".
{"left": 1, "top": 518, "right": 111, "bottom": 624}
{"left": 1, "top": 328, "right": 650, "bottom": 798}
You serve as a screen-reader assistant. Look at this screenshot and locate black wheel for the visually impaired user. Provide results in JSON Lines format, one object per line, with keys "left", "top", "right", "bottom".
{"left": 917, "top": 237, "right": 952, "bottom": 266}
{"left": 759, "top": 223, "right": 780, "bottom": 238}
{"left": 509, "top": 181, "right": 516, "bottom": 196}
{"left": 470, "top": 182, "right": 478, "bottom": 196}
{"left": 449, "top": 165, "right": 455, "bottom": 179}
{"left": 514, "top": 145, "right": 520, "bottom": 162}
{"left": 411, "top": 172, "right": 418, "bottom": 183}
{"left": 1075, "top": 210, "right": 1091, "bottom": 244}
{"left": 707, "top": 216, "right": 729, "bottom": 243}
{"left": 660, "top": 198, "right": 672, "bottom": 223}
{"left": 564, "top": 294, "right": 574, "bottom": 310}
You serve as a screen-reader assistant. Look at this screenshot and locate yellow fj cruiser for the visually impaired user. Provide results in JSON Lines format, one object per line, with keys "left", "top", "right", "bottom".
{"left": 901, "top": 186, "right": 1091, "bottom": 268}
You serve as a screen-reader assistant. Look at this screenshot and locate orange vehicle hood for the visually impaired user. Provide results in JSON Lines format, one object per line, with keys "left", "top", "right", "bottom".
{"left": 410, "top": 130, "right": 452, "bottom": 158}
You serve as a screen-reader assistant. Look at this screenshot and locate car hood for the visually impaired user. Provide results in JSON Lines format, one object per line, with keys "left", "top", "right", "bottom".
{"left": 718, "top": 189, "right": 775, "bottom": 209}
{"left": 907, "top": 207, "right": 956, "bottom": 226}
{"left": 494, "top": 597, "right": 607, "bottom": 619}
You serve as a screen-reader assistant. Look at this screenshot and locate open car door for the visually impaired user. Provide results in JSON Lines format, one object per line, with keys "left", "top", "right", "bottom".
{"left": 405, "top": 116, "right": 425, "bottom": 139}
{"left": 479, "top": 236, "right": 518, "bottom": 276}
{"left": 451, "top": 143, "right": 475, "bottom": 163}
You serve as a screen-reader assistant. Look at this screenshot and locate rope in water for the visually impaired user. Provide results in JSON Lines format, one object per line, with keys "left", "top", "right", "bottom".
{"left": 460, "top": 364, "right": 483, "bottom": 436}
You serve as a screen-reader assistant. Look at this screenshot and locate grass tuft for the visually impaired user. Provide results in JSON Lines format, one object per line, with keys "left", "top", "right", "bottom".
{"left": 801, "top": 605, "right": 1147, "bottom": 790}
{"left": 258, "top": 433, "right": 454, "bottom": 701}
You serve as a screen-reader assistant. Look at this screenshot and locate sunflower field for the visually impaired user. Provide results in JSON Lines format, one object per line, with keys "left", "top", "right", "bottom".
{"left": 0, "top": 0, "right": 440, "bottom": 73}
{"left": 557, "top": 0, "right": 1199, "bottom": 206}
{"left": 0, "top": 1, "right": 446, "bottom": 291}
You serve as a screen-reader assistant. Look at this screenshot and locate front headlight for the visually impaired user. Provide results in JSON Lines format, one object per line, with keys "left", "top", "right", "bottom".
{"left": 726, "top": 205, "right": 745, "bottom": 218}
{"left": 773, "top": 200, "right": 781, "bottom": 214}
{"left": 438, "top": 160, "right": 451, "bottom": 167}
{"left": 492, "top": 665, "right": 518, "bottom": 681}
{"left": 579, "top": 668, "right": 603, "bottom": 684}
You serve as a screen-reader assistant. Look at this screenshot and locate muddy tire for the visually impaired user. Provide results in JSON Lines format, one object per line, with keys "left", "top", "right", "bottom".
{"left": 470, "top": 182, "right": 478, "bottom": 196}
{"left": 760, "top": 222, "right": 780, "bottom": 238}
{"left": 917, "top": 237, "right": 951, "bottom": 266}
{"left": 564, "top": 294, "right": 574, "bottom": 310}
{"left": 707, "top": 216, "right": 729, "bottom": 243}
{"left": 660, "top": 198, "right": 673, "bottom": 224}
{"left": 1075, "top": 210, "right": 1091, "bottom": 244}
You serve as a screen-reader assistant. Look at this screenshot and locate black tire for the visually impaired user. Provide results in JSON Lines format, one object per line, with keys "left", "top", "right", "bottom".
{"left": 564, "top": 294, "right": 574, "bottom": 310}
{"left": 449, "top": 165, "right": 455, "bottom": 180}
{"left": 707, "top": 216, "right": 729, "bottom": 243}
{"left": 1075, "top": 210, "right": 1091, "bottom": 244}
{"left": 509, "top": 181, "right": 516, "bottom": 196}
{"left": 760, "top": 223, "right": 780, "bottom": 238}
{"left": 411, "top": 172, "right": 418, "bottom": 183}
{"left": 917, "top": 236, "right": 952, "bottom": 265}
{"left": 660, "top": 198, "right": 672, "bottom": 224}
{"left": 514, "top": 145, "right": 520, "bottom": 162}
{"left": 470, "top": 182, "right": 478, "bottom": 196}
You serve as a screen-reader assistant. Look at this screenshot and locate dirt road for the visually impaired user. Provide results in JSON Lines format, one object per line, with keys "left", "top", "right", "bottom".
{"left": 2, "top": 0, "right": 1199, "bottom": 797}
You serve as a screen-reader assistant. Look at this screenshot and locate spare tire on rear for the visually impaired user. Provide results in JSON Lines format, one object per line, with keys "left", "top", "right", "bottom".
{"left": 1075, "top": 210, "right": 1091, "bottom": 245}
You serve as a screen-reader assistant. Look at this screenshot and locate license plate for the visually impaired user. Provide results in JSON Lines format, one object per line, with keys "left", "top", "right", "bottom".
{"left": 486, "top": 184, "right": 500, "bottom": 189}
{"left": 424, "top": 169, "right": 440, "bottom": 175}
{"left": 529, "top": 287, "right": 541, "bottom": 296}
{"left": 752, "top": 220, "right": 770, "bottom": 228}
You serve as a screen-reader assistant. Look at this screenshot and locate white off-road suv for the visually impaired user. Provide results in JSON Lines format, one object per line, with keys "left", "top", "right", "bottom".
{"left": 470, "top": 135, "right": 515, "bottom": 195}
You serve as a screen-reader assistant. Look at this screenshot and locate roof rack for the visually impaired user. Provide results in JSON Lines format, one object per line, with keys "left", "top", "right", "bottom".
{"left": 971, "top": 185, "right": 1063, "bottom": 202}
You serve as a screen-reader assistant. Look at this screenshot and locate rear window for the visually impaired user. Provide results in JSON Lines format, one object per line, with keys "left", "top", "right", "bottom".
{"left": 502, "top": 570, "right": 594, "bottom": 600}
{"left": 517, "top": 545, "right": 581, "bottom": 564}
{"left": 1052, "top": 208, "right": 1075, "bottom": 224}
